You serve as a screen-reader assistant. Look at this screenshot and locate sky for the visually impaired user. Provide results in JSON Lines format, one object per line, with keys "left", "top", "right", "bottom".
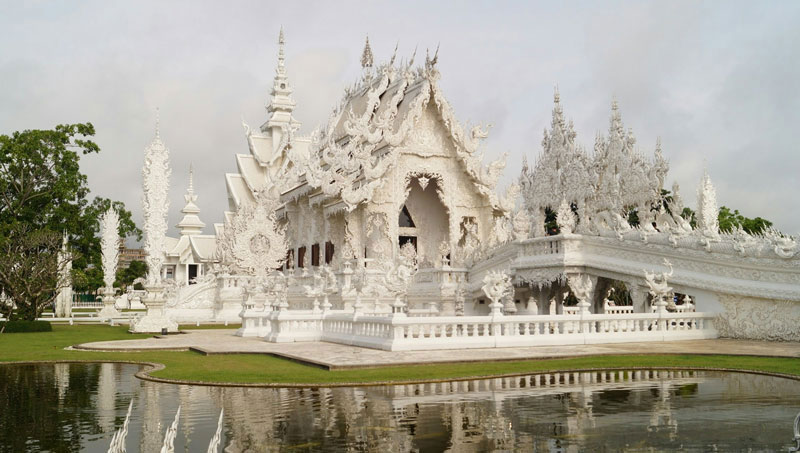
{"left": 1, "top": 0, "right": 799, "bottom": 240}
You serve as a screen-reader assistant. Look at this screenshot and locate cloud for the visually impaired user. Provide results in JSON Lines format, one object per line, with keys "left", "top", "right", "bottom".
{"left": 1, "top": 0, "right": 798, "bottom": 238}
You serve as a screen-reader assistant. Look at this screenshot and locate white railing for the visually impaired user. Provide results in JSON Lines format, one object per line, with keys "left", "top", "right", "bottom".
{"left": 604, "top": 302, "right": 634, "bottom": 314}
{"left": 562, "top": 306, "right": 580, "bottom": 315}
{"left": 71, "top": 301, "right": 103, "bottom": 309}
{"left": 239, "top": 309, "right": 718, "bottom": 351}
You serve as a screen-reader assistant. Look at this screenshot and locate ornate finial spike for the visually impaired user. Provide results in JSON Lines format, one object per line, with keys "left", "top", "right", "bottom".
{"left": 361, "top": 35, "right": 373, "bottom": 68}
{"left": 188, "top": 163, "right": 194, "bottom": 194}
{"left": 389, "top": 41, "right": 399, "bottom": 66}
{"left": 431, "top": 43, "right": 439, "bottom": 65}
{"left": 155, "top": 107, "right": 160, "bottom": 138}
{"left": 276, "top": 27, "right": 286, "bottom": 75}
{"left": 553, "top": 85, "right": 560, "bottom": 104}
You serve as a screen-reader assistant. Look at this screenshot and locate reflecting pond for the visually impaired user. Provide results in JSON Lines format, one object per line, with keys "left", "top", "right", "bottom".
{"left": 1, "top": 363, "right": 798, "bottom": 452}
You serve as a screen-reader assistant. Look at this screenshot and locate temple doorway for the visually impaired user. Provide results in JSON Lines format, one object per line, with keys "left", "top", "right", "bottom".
{"left": 399, "top": 176, "right": 449, "bottom": 267}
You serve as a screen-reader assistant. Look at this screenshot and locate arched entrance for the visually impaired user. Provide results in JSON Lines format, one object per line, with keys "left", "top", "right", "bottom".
{"left": 398, "top": 176, "right": 449, "bottom": 267}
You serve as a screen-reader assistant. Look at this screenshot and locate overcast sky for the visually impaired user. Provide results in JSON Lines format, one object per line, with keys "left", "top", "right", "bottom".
{"left": 1, "top": 0, "right": 798, "bottom": 240}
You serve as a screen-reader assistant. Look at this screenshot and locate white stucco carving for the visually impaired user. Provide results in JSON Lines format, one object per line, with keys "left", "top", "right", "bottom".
{"left": 98, "top": 207, "right": 121, "bottom": 318}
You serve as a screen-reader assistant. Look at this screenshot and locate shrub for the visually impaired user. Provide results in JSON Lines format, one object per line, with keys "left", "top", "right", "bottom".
{"left": 0, "top": 320, "right": 53, "bottom": 333}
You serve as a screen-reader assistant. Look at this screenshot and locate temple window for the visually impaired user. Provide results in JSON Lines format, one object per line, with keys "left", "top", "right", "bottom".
{"left": 325, "top": 241, "right": 334, "bottom": 264}
{"left": 399, "top": 236, "right": 417, "bottom": 250}
{"left": 399, "top": 205, "right": 415, "bottom": 227}
{"left": 298, "top": 246, "right": 306, "bottom": 268}
{"left": 187, "top": 264, "right": 198, "bottom": 284}
{"left": 311, "top": 243, "right": 320, "bottom": 266}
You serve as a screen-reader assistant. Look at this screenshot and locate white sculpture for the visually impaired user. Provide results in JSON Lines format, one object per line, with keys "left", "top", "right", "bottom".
{"left": 644, "top": 259, "right": 674, "bottom": 312}
{"left": 304, "top": 265, "right": 338, "bottom": 313}
{"left": 216, "top": 189, "right": 287, "bottom": 278}
{"left": 131, "top": 119, "right": 178, "bottom": 333}
{"left": 55, "top": 231, "right": 72, "bottom": 318}
{"left": 568, "top": 274, "right": 593, "bottom": 314}
{"left": 696, "top": 170, "right": 719, "bottom": 240}
{"left": 481, "top": 271, "right": 513, "bottom": 315}
{"left": 98, "top": 207, "right": 121, "bottom": 319}
{"left": 383, "top": 243, "right": 418, "bottom": 315}
{"left": 512, "top": 209, "right": 532, "bottom": 241}
{"left": 556, "top": 199, "right": 576, "bottom": 234}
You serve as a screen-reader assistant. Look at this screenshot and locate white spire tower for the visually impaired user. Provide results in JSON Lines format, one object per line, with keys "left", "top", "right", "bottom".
{"left": 262, "top": 27, "right": 299, "bottom": 133}
{"left": 176, "top": 164, "right": 205, "bottom": 236}
{"left": 697, "top": 169, "right": 719, "bottom": 238}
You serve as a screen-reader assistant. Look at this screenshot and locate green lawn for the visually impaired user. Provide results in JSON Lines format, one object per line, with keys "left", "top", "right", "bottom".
{"left": 1, "top": 324, "right": 798, "bottom": 386}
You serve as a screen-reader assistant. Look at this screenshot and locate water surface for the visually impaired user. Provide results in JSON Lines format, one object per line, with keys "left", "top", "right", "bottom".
{"left": 1, "top": 363, "right": 798, "bottom": 451}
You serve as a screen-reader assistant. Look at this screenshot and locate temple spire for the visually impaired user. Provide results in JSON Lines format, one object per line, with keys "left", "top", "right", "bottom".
{"left": 176, "top": 163, "right": 205, "bottom": 236}
{"left": 155, "top": 107, "right": 160, "bottom": 139}
{"left": 361, "top": 35, "right": 373, "bottom": 68}
{"left": 277, "top": 26, "right": 286, "bottom": 76}
{"left": 263, "top": 27, "right": 299, "bottom": 132}
{"left": 609, "top": 97, "right": 624, "bottom": 139}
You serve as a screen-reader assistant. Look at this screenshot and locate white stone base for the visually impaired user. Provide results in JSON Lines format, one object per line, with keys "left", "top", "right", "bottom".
{"left": 129, "top": 285, "right": 179, "bottom": 333}
{"left": 129, "top": 314, "right": 179, "bottom": 333}
{"left": 97, "top": 305, "right": 121, "bottom": 319}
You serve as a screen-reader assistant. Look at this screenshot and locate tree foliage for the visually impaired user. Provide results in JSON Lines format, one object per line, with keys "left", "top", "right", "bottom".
{"left": 115, "top": 260, "right": 147, "bottom": 291}
{"left": 0, "top": 124, "right": 142, "bottom": 320}
{"left": 0, "top": 226, "right": 69, "bottom": 323}
{"left": 717, "top": 206, "right": 772, "bottom": 235}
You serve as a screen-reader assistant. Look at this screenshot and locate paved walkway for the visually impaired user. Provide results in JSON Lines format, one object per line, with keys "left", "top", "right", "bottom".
{"left": 75, "top": 329, "right": 800, "bottom": 370}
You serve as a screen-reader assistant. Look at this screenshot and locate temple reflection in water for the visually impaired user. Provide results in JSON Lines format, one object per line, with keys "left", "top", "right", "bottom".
{"left": 1, "top": 364, "right": 799, "bottom": 452}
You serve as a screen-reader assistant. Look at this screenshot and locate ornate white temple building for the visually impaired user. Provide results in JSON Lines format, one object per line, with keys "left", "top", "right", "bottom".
{"left": 133, "top": 30, "right": 800, "bottom": 346}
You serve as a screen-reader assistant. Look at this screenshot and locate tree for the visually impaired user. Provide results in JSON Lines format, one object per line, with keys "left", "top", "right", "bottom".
{"left": 115, "top": 260, "right": 148, "bottom": 291}
{"left": 0, "top": 124, "right": 141, "bottom": 319}
{"left": 0, "top": 226, "right": 69, "bottom": 323}
{"left": 717, "top": 206, "right": 772, "bottom": 235}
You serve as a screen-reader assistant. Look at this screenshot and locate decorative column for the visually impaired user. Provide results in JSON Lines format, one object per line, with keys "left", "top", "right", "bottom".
{"left": 131, "top": 116, "right": 178, "bottom": 333}
{"left": 628, "top": 282, "right": 649, "bottom": 313}
{"left": 98, "top": 207, "right": 121, "bottom": 319}
{"left": 55, "top": 231, "right": 73, "bottom": 318}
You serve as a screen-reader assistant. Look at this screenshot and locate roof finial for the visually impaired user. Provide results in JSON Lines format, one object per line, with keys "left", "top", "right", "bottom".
{"left": 361, "top": 35, "right": 373, "bottom": 68}
{"left": 554, "top": 85, "right": 560, "bottom": 104}
{"left": 389, "top": 41, "right": 399, "bottom": 66}
{"left": 277, "top": 27, "right": 286, "bottom": 75}
{"left": 188, "top": 163, "right": 194, "bottom": 195}
{"left": 155, "top": 107, "right": 160, "bottom": 139}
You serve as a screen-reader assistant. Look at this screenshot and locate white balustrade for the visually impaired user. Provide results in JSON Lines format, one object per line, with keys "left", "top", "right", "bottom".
{"left": 238, "top": 308, "right": 718, "bottom": 351}
{"left": 603, "top": 302, "right": 634, "bottom": 315}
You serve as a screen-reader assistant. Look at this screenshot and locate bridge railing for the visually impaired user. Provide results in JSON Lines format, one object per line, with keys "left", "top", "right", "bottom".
{"left": 239, "top": 308, "right": 718, "bottom": 351}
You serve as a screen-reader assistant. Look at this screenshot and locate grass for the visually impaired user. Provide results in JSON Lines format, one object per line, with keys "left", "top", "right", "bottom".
{"left": 0, "top": 324, "right": 798, "bottom": 386}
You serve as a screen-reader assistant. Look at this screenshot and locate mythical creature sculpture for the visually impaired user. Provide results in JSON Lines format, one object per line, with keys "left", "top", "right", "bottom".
{"left": 481, "top": 270, "right": 514, "bottom": 315}
{"left": 383, "top": 243, "right": 419, "bottom": 313}
{"left": 644, "top": 259, "right": 674, "bottom": 310}
{"left": 512, "top": 209, "right": 532, "bottom": 241}
{"left": 568, "top": 274, "right": 594, "bottom": 313}
{"left": 556, "top": 199, "right": 576, "bottom": 234}
{"left": 304, "top": 265, "right": 339, "bottom": 312}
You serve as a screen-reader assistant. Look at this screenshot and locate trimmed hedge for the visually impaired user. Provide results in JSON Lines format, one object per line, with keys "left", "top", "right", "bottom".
{"left": 0, "top": 321, "right": 53, "bottom": 333}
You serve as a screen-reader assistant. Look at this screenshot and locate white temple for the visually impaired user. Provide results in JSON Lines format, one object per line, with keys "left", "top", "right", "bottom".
{"left": 134, "top": 30, "right": 800, "bottom": 346}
